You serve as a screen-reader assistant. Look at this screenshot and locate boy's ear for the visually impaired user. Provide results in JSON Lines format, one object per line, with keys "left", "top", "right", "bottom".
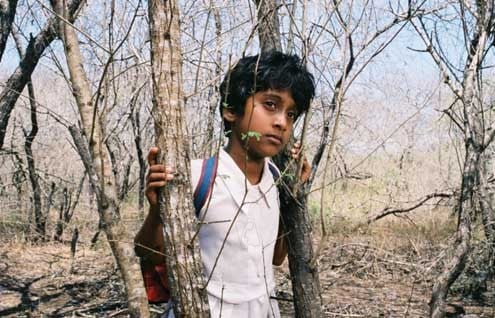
{"left": 222, "top": 108, "right": 237, "bottom": 123}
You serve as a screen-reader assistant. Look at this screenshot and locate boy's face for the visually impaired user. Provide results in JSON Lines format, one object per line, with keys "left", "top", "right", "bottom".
{"left": 224, "top": 89, "right": 297, "bottom": 159}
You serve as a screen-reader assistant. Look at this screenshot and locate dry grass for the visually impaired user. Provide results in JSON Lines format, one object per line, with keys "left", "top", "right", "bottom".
{"left": 1, "top": 202, "right": 494, "bottom": 317}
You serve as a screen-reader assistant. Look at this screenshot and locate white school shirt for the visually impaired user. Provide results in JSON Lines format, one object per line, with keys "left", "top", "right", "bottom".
{"left": 190, "top": 149, "right": 280, "bottom": 304}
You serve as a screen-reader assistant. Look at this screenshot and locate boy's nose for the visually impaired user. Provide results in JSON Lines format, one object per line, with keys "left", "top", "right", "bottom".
{"left": 273, "top": 112, "right": 288, "bottom": 131}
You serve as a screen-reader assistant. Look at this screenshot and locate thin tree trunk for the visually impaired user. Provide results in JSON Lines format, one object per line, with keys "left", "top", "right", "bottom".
{"left": 128, "top": 66, "right": 146, "bottom": 217}
{"left": 57, "top": 1, "right": 150, "bottom": 316}
{"left": 23, "top": 82, "right": 44, "bottom": 238}
{"left": 205, "top": 5, "right": 222, "bottom": 156}
{"left": 45, "top": 182, "right": 56, "bottom": 224}
{"left": 254, "top": 0, "right": 281, "bottom": 52}
{"left": 429, "top": 148, "right": 476, "bottom": 318}
{"left": 429, "top": 4, "right": 490, "bottom": 314}
{"left": 69, "top": 129, "right": 150, "bottom": 317}
{"left": 54, "top": 187, "right": 70, "bottom": 241}
{"left": 105, "top": 138, "right": 133, "bottom": 201}
{"left": 480, "top": 146, "right": 495, "bottom": 272}
{"left": 131, "top": 105, "right": 146, "bottom": 217}
{"left": 148, "top": 0, "right": 209, "bottom": 316}
{"left": 53, "top": 178, "right": 84, "bottom": 242}
{"left": 11, "top": 148, "right": 26, "bottom": 213}
{"left": 0, "top": 0, "right": 18, "bottom": 61}
{"left": 255, "top": 0, "right": 323, "bottom": 316}
{"left": 0, "top": 0, "right": 83, "bottom": 149}
{"left": 12, "top": 24, "right": 45, "bottom": 239}
{"left": 119, "top": 159, "right": 132, "bottom": 201}
{"left": 277, "top": 177, "right": 323, "bottom": 316}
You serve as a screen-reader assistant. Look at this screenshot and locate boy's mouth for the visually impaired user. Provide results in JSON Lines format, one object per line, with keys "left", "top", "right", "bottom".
{"left": 265, "top": 134, "right": 283, "bottom": 145}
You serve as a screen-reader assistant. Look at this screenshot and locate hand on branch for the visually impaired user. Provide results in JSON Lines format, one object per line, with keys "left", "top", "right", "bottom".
{"left": 145, "top": 147, "right": 174, "bottom": 207}
{"left": 290, "top": 141, "right": 310, "bottom": 183}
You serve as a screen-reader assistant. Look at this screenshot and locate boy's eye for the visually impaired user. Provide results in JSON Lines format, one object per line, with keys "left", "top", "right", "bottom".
{"left": 264, "top": 101, "right": 277, "bottom": 109}
{"left": 287, "top": 111, "right": 297, "bottom": 120}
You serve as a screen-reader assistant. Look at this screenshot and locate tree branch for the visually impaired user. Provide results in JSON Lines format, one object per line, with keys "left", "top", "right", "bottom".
{"left": 0, "top": 0, "right": 84, "bottom": 149}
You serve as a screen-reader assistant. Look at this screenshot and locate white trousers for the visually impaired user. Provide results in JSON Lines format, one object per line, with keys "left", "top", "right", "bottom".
{"left": 161, "top": 294, "right": 281, "bottom": 318}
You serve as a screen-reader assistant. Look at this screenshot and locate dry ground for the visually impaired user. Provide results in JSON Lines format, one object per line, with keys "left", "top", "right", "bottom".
{"left": 0, "top": 213, "right": 494, "bottom": 317}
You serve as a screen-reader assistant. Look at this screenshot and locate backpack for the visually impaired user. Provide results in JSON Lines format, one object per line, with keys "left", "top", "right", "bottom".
{"left": 142, "top": 156, "right": 280, "bottom": 303}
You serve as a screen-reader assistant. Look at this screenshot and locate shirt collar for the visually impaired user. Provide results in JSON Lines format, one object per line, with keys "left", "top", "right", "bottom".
{"left": 217, "top": 149, "right": 276, "bottom": 211}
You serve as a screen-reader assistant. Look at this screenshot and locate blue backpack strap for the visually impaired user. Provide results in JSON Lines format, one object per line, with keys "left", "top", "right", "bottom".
{"left": 193, "top": 157, "right": 278, "bottom": 216}
{"left": 193, "top": 156, "right": 218, "bottom": 216}
{"left": 268, "top": 162, "right": 280, "bottom": 181}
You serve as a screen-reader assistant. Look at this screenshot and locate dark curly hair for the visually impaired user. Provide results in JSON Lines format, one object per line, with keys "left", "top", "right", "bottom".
{"left": 219, "top": 51, "right": 315, "bottom": 133}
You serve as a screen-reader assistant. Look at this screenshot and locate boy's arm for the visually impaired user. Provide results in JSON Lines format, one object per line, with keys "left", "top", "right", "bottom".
{"left": 134, "top": 204, "right": 166, "bottom": 265}
{"left": 134, "top": 147, "right": 173, "bottom": 265}
{"left": 272, "top": 221, "right": 288, "bottom": 266}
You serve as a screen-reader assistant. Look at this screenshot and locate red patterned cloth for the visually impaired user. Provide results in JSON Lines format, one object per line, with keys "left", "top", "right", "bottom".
{"left": 141, "top": 262, "right": 170, "bottom": 303}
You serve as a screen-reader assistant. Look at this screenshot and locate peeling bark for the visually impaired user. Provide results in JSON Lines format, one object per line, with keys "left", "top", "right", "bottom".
{"left": 148, "top": 0, "right": 209, "bottom": 316}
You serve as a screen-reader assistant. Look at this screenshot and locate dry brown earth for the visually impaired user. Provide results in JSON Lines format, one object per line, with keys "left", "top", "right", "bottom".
{"left": 0, "top": 217, "right": 494, "bottom": 317}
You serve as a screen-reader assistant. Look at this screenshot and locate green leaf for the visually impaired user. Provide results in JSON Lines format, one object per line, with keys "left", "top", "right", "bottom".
{"left": 241, "top": 131, "right": 261, "bottom": 141}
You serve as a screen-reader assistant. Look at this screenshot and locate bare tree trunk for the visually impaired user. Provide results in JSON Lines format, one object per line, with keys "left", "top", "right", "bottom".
{"left": 69, "top": 127, "right": 149, "bottom": 317}
{"left": 429, "top": 149, "right": 476, "bottom": 318}
{"left": 12, "top": 24, "right": 45, "bottom": 239}
{"left": 54, "top": 187, "right": 70, "bottom": 241}
{"left": 130, "top": 103, "right": 146, "bottom": 217}
{"left": 105, "top": 137, "right": 133, "bottom": 201}
{"left": 277, "top": 175, "right": 323, "bottom": 316}
{"left": 54, "top": 177, "right": 84, "bottom": 242}
{"left": 46, "top": 182, "right": 56, "bottom": 223}
{"left": 429, "top": 3, "right": 492, "bottom": 314}
{"left": 56, "top": 1, "right": 150, "bottom": 316}
{"left": 119, "top": 159, "right": 132, "bottom": 201}
{"left": 254, "top": 0, "right": 281, "bottom": 52}
{"left": 205, "top": 5, "right": 222, "bottom": 156}
{"left": 148, "top": 0, "right": 209, "bottom": 316}
{"left": 254, "top": 1, "right": 322, "bottom": 316}
{"left": 128, "top": 66, "right": 146, "bottom": 217}
{"left": 0, "top": 0, "right": 18, "bottom": 61}
{"left": 480, "top": 146, "right": 495, "bottom": 272}
{"left": 11, "top": 147, "right": 26, "bottom": 212}
{"left": 0, "top": 0, "right": 83, "bottom": 150}
{"left": 23, "top": 82, "right": 44, "bottom": 238}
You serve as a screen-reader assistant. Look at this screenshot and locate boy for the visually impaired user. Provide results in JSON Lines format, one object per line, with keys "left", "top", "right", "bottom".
{"left": 135, "top": 50, "right": 315, "bottom": 317}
